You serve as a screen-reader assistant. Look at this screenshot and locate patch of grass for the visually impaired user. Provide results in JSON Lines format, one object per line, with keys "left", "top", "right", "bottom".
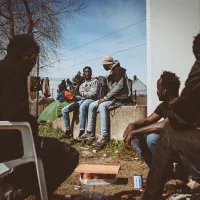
{"left": 105, "top": 139, "right": 125, "bottom": 154}
{"left": 38, "top": 125, "right": 62, "bottom": 139}
{"left": 38, "top": 126, "right": 126, "bottom": 154}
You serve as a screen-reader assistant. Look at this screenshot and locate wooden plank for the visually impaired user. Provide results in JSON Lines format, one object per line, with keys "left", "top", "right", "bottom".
{"left": 74, "top": 164, "right": 120, "bottom": 174}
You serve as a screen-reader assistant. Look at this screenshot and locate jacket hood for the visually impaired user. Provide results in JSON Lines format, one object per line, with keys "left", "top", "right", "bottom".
{"left": 111, "top": 60, "right": 120, "bottom": 70}
{"left": 5, "top": 34, "right": 39, "bottom": 76}
{"left": 7, "top": 34, "right": 39, "bottom": 57}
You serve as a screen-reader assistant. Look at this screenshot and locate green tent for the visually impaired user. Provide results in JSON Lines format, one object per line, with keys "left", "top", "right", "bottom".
{"left": 38, "top": 101, "right": 68, "bottom": 122}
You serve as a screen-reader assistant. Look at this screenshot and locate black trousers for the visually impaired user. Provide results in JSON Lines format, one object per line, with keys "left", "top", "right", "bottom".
{"left": 142, "top": 123, "right": 200, "bottom": 200}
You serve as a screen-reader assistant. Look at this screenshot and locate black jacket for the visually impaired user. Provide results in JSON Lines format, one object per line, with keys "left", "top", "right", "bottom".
{"left": 0, "top": 56, "right": 33, "bottom": 121}
{"left": 169, "top": 59, "right": 200, "bottom": 130}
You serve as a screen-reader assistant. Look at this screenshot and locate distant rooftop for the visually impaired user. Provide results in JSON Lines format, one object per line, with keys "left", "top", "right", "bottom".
{"left": 132, "top": 75, "right": 147, "bottom": 95}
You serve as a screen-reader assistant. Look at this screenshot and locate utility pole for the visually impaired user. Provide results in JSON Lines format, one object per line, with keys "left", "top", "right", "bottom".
{"left": 36, "top": 56, "right": 39, "bottom": 118}
{"left": 134, "top": 90, "right": 137, "bottom": 105}
{"left": 52, "top": 88, "right": 53, "bottom": 99}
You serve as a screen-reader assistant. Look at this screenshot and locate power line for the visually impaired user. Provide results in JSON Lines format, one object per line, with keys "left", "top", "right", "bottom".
{"left": 41, "top": 34, "right": 146, "bottom": 69}
{"left": 50, "top": 43, "right": 146, "bottom": 73}
{"left": 65, "top": 33, "right": 146, "bottom": 61}
{"left": 41, "top": 19, "right": 146, "bottom": 68}
{"left": 61, "top": 19, "right": 146, "bottom": 54}
{"left": 49, "top": 78, "right": 66, "bottom": 80}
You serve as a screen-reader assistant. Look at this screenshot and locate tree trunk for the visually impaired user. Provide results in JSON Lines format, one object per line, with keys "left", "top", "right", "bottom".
{"left": 7, "top": 0, "right": 14, "bottom": 39}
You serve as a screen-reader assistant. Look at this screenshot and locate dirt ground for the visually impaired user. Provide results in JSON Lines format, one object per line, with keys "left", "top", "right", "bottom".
{"left": 53, "top": 146, "right": 147, "bottom": 200}
{"left": 52, "top": 145, "right": 200, "bottom": 200}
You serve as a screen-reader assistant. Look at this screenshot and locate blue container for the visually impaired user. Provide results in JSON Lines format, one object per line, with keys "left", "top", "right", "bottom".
{"left": 134, "top": 175, "right": 143, "bottom": 189}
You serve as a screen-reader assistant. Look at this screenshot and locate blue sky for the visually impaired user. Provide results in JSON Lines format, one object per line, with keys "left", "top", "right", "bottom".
{"left": 46, "top": 0, "right": 146, "bottom": 97}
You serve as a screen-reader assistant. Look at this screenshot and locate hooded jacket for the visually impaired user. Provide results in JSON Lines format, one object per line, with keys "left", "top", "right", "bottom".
{"left": 168, "top": 59, "right": 200, "bottom": 130}
{"left": 0, "top": 34, "right": 39, "bottom": 121}
{"left": 104, "top": 60, "right": 130, "bottom": 101}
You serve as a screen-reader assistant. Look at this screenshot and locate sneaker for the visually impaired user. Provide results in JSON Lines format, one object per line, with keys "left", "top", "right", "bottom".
{"left": 76, "top": 131, "right": 95, "bottom": 141}
{"left": 79, "top": 130, "right": 85, "bottom": 137}
{"left": 93, "top": 137, "right": 109, "bottom": 148}
{"left": 187, "top": 179, "right": 200, "bottom": 192}
{"left": 59, "top": 130, "right": 72, "bottom": 140}
{"left": 164, "top": 179, "right": 189, "bottom": 194}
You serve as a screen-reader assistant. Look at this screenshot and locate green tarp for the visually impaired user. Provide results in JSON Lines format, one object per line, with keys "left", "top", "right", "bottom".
{"left": 38, "top": 101, "right": 68, "bottom": 121}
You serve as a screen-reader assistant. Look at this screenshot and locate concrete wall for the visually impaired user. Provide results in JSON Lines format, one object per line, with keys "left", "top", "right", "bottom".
{"left": 52, "top": 106, "right": 147, "bottom": 141}
{"left": 146, "top": 0, "right": 200, "bottom": 114}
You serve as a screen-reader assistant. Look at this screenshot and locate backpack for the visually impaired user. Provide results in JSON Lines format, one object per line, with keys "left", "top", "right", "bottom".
{"left": 115, "top": 73, "right": 133, "bottom": 104}
{"left": 96, "top": 76, "right": 108, "bottom": 98}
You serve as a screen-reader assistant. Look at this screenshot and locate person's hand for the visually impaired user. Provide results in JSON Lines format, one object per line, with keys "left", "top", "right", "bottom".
{"left": 123, "top": 123, "right": 135, "bottom": 138}
{"left": 123, "top": 131, "right": 136, "bottom": 150}
{"left": 98, "top": 98, "right": 106, "bottom": 105}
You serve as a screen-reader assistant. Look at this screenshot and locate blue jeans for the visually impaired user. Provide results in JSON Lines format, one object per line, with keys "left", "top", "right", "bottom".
{"left": 87, "top": 100, "right": 112, "bottom": 137}
{"left": 131, "top": 133, "right": 160, "bottom": 167}
{"left": 62, "top": 99, "right": 94, "bottom": 131}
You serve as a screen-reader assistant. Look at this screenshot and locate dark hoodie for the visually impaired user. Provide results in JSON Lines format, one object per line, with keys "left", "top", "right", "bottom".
{"left": 104, "top": 60, "right": 130, "bottom": 100}
{"left": 0, "top": 34, "right": 39, "bottom": 121}
{"left": 169, "top": 59, "right": 200, "bottom": 130}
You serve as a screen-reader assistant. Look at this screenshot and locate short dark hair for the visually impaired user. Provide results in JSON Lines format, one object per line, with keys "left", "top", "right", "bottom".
{"left": 83, "top": 66, "right": 92, "bottom": 72}
{"left": 160, "top": 71, "right": 180, "bottom": 97}
{"left": 193, "top": 33, "right": 200, "bottom": 59}
{"left": 58, "top": 84, "right": 65, "bottom": 92}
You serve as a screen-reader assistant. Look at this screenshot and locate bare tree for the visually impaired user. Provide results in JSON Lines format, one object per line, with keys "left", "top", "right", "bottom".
{"left": 0, "top": 0, "right": 88, "bottom": 69}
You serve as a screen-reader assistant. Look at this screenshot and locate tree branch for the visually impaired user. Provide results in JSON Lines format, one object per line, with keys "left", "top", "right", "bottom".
{"left": 22, "top": 0, "right": 34, "bottom": 36}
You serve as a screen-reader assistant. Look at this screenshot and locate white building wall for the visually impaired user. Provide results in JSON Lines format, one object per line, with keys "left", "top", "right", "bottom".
{"left": 146, "top": 0, "right": 200, "bottom": 115}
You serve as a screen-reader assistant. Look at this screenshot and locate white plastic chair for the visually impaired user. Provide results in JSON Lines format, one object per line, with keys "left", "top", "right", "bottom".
{"left": 0, "top": 121, "right": 48, "bottom": 200}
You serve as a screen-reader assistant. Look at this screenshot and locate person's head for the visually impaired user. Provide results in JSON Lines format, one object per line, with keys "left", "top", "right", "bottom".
{"left": 157, "top": 71, "right": 180, "bottom": 101}
{"left": 83, "top": 66, "right": 92, "bottom": 80}
{"left": 7, "top": 34, "right": 39, "bottom": 70}
{"left": 193, "top": 33, "right": 200, "bottom": 59}
{"left": 101, "top": 55, "right": 114, "bottom": 71}
{"left": 58, "top": 84, "right": 65, "bottom": 93}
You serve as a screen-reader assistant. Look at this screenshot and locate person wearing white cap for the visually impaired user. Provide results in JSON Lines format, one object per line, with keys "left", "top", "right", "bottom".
{"left": 78, "top": 55, "right": 130, "bottom": 147}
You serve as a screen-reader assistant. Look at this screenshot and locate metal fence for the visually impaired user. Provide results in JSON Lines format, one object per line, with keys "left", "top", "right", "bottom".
{"left": 132, "top": 89, "right": 147, "bottom": 105}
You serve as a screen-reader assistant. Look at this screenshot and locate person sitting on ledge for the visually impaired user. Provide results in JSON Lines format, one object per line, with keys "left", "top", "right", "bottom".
{"left": 79, "top": 55, "right": 130, "bottom": 148}
{"left": 59, "top": 66, "right": 99, "bottom": 139}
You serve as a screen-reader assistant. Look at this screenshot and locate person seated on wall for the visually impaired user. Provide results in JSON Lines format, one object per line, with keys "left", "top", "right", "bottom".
{"left": 59, "top": 66, "right": 99, "bottom": 140}
{"left": 136, "top": 33, "right": 200, "bottom": 200}
{"left": 57, "top": 80, "right": 75, "bottom": 103}
{"left": 56, "top": 83, "right": 66, "bottom": 103}
{"left": 124, "top": 71, "right": 180, "bottom": 168}
{"left": 78, "top": 55, "right": 130, "bottom": 148}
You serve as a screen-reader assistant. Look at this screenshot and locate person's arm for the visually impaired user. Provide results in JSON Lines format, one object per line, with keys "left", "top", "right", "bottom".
{"left": 124, "top": 118, "right": 169, "bottom": 149}
{"left": 103, "top": 76, "right": 124, "bottom": 101}
{"left": 123, "top": 112, "right": 161, "bottom": 138}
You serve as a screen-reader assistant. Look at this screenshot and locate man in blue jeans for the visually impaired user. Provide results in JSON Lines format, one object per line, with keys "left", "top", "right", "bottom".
{"left": 78, "top": 55, "right": 130, "bottom": 147}
{"left": 59, "top": 66, "right": 99, "bottom": 139}
{"left": 124, "top": 71, "right": 180, "bottom": 167}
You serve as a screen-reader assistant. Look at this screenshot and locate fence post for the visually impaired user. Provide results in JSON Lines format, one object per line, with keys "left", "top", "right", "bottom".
{"left": 134, "top": 90, "right": 137, "bottom": 105}
{"left": 36, "top": 56, "right": 39, "bottom": 118}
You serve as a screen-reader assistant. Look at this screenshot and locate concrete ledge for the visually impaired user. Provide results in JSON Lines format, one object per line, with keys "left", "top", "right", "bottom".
{"left": 52, "top": 105, "right": 147, "bottom": 141}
